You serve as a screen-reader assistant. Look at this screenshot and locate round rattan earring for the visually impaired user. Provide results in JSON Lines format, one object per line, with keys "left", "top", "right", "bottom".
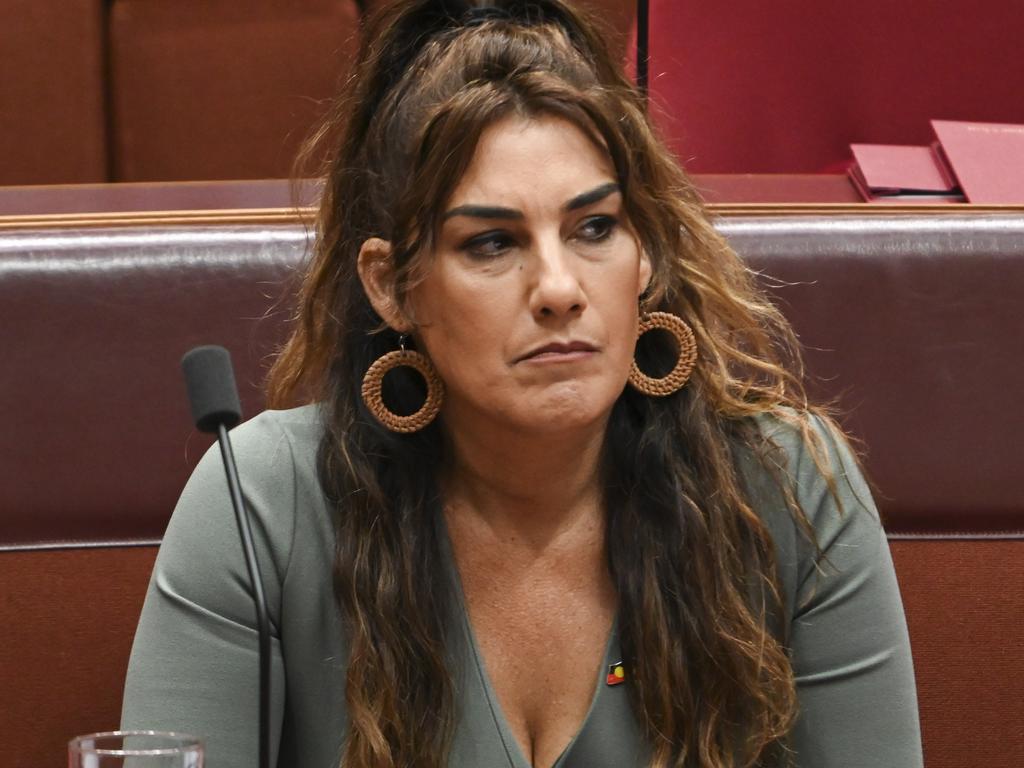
{"left": 361, "top": 335, "right": 444, "bottom": 433}
{"left": 627, "top": 311, "right": 697, "bottom": 396}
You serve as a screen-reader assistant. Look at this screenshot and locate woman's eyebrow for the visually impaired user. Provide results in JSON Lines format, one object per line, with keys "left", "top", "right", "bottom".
{"left": 442, "top": 182, "right": 620, "bottom": 221}
{"left": 443, "top": 204, "right": 523, "bottom": 221}
{"left": 564, "top": 182, "right": 620, "bottom": 211}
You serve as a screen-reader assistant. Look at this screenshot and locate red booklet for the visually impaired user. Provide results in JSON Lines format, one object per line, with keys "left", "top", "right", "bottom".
{"left": 847, "top": 143, "right": 962, "bottom": 202}
{"left": 931, "top": 119, "right": 1024, "bottom": 203}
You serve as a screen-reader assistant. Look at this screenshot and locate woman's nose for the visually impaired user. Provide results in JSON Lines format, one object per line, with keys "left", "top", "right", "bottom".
{"left": 528, "top": 238, "right": 587, "bottom": 320}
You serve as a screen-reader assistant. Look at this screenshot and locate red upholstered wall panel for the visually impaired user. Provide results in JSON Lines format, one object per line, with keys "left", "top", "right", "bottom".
{"left": 0, "top": 547, "right": 158, "bottom": 768}
{"left": 108, "top": 1, "right": 361, "bottom": 182}
{"left": 0, "top": 0, "right": 106, "bottom": 184}
{"left": 5, "top": 542, "right": 1019, "bottom": 768}
{"left": 647, "top": 1, "right": 1024, "bottom": 172}
{"left": 890, "top": 540, "right": 1024, "bottom": 768}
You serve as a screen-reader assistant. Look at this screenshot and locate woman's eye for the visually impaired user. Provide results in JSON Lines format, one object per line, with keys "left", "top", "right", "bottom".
{"left": 462, "top": 231, "right": 516, "bottom": 259}
{"left": 576, "top": 215, "right": 617, "bottom": 243}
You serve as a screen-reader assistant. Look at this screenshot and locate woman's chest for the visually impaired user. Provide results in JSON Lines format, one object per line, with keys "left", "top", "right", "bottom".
{"left": 458, "top": 563, "right": 617, "bottom": 767}
{"left": 278, "top": 566, "right": 649, "bottom": 768}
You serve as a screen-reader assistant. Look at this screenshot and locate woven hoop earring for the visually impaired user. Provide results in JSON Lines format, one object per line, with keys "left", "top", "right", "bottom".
{"left": 628, "top": 311, "right": 697, "bottom": 396}
{"left": 361, "top": 337, "right": 444, "bottom": 433}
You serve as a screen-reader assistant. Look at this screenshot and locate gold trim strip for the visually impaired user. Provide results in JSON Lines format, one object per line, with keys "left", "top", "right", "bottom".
{"left": 1, "top": 203, "right": 1023, "bottom": 231}
{"left": 0, "top": 207, "right": 315, "bottom": 231}
{"left": 709, "top": 202, "right": 1024, "bottom": 216}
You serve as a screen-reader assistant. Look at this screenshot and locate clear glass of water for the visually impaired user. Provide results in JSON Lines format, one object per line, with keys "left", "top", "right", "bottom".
{"left": 68, "top": 731, "right": 203, "bottom": 767}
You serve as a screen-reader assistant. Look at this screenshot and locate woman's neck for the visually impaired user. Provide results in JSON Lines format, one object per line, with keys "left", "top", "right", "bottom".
{"left": 441, "top": 415, "right": 608, "bottom": 552}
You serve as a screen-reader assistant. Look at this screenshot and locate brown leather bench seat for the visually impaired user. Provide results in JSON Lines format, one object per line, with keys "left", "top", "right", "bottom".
{"left": 2, "top": 209, "right": 1021, "bottom": 767}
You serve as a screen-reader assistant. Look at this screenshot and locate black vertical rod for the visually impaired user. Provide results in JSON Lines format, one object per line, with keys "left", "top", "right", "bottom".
{"left": 636, "top": 0, "right": 650, "bottom": 98}
{"left": 217, "top": 423, "right": 271, "bottom": 768}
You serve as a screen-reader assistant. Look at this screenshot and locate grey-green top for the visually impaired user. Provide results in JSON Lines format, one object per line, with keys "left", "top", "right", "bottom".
{"left": 122, "top": 405, "right": 923, "bottom": 767}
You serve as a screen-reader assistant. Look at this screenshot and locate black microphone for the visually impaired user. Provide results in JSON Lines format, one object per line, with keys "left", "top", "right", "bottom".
{"left": 181, "top": 345, "right": 271, "bottom": 768}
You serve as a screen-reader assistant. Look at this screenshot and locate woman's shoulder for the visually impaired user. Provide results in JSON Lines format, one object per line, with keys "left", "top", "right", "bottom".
{"left": 167, "top": 403, "right": 328, "bottom": 580}
{"left": 226, "top": 402, "right": 324, "bottom": 467}
{"left": 742, "top": 408, "right": 876, "bottom": 522}
{"left": 734, "top": 409, "right": 885, "bottom": 605}
{"left": 178, "top": 403, "right": 324, "bottom": 511}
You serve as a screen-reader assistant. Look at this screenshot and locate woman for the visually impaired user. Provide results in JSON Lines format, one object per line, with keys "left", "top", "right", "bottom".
{"left": 122, "top": 2, "right": 922, "bottom": 767}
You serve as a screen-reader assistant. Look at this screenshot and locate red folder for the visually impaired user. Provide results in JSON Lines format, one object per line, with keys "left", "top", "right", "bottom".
{"left": 847, "top": 144, "right": 961, "bottom": 202}
{"left": 931, "top": 119, "right": 1024, "bottom": 204}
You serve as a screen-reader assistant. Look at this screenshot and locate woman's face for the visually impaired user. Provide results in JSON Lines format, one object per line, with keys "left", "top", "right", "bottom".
{"left": 392, "top": 115, "right": 651, "bottom": 435}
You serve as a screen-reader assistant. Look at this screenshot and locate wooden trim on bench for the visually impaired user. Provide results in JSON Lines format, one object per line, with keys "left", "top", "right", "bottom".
{"left": 2, "top": 203, "right": 1024, "bottom": 231}
{"left": 0, "top": 207, "right": 313, "bottom": 230}
{"left": 0, "top": 539, "right": 164, "bottom": 553}
{"left": 4, "top": 531, "right": 1019, "bottom": 552}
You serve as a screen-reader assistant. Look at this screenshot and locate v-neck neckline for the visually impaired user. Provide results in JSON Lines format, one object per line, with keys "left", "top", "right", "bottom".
{"left": 438, "top": 513, "right": 620, "bottom": 768}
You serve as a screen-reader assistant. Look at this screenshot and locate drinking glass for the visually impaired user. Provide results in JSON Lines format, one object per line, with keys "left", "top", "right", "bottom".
{"left": 68, "top": 731, "right": 203, "bottom": 767}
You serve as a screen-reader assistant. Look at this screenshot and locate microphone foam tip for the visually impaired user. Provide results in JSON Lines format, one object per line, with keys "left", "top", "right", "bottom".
{"left": 181, "top": 345, "right": 243, "bottom": 433}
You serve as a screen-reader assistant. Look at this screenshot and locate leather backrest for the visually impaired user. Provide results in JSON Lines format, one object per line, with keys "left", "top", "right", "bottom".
{"left": 722, "top": 214, "right": 1024, "bottom": 535}
{"left": 0, "top": 220, "right": 307, "bottom": 547}
{"left": 5, "top": 211, "right": 1021, "bottom": 547}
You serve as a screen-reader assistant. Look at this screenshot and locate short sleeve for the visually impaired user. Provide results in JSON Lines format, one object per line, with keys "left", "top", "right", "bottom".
{"left": 121, "top": 410, "right": 299, "bottom": 768}
{"left": 770, "top": 417, "right": 924, "bottom": 767}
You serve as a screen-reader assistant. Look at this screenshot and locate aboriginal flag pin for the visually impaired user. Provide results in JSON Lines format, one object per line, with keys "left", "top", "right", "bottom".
{"left": 606, "top": 661, "right": 626, "bottom": 686}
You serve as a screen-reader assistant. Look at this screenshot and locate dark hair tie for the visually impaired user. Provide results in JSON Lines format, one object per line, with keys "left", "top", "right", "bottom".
{"left": 463, "top": 5, "right": 512, "bottom": 27}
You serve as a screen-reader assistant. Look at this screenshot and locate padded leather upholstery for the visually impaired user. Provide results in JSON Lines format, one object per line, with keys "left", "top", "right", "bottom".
{"left": 1, "top": 211, "right": 1021, "bottom": 768}
{"left": 4, "top": 213, "right": 1020, "bottom": 547}
{"left": 723, "top": 214, "right": 1024, "bottom": 535}
{"left": 0, "top": 223, "right": 306, "bottom": 546}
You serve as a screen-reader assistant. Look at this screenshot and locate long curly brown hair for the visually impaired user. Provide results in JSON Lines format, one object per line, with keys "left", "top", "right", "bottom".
{"left": 268, "top": 2, "right": 841, "bottom": 766}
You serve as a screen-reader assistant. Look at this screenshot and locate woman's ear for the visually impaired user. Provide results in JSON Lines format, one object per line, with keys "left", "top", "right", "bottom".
{"left": 637, "top": 247, "right": 654, "bottom": 299}
{"left": 357, "top": 237, "right": 411, "bottom": 333}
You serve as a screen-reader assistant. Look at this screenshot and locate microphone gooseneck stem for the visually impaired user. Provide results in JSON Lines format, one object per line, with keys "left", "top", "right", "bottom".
{"left": 217, "top": 423, "right": 272, "bottom": 768}
{"left": 637, "top": 0, "right": 649, "bottom": 98}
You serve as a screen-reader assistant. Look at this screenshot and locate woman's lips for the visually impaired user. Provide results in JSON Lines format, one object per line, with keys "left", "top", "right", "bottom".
{"left": 516, "top": 341, "right": 598, "bottom": 363}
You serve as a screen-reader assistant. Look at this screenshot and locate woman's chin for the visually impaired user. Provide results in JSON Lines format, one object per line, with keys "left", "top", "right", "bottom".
{"left": 509, "top": 381, "right": 620, "bottom": 434}
{"left": 442, "top": 377, "right": 625, "bottom": 437}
